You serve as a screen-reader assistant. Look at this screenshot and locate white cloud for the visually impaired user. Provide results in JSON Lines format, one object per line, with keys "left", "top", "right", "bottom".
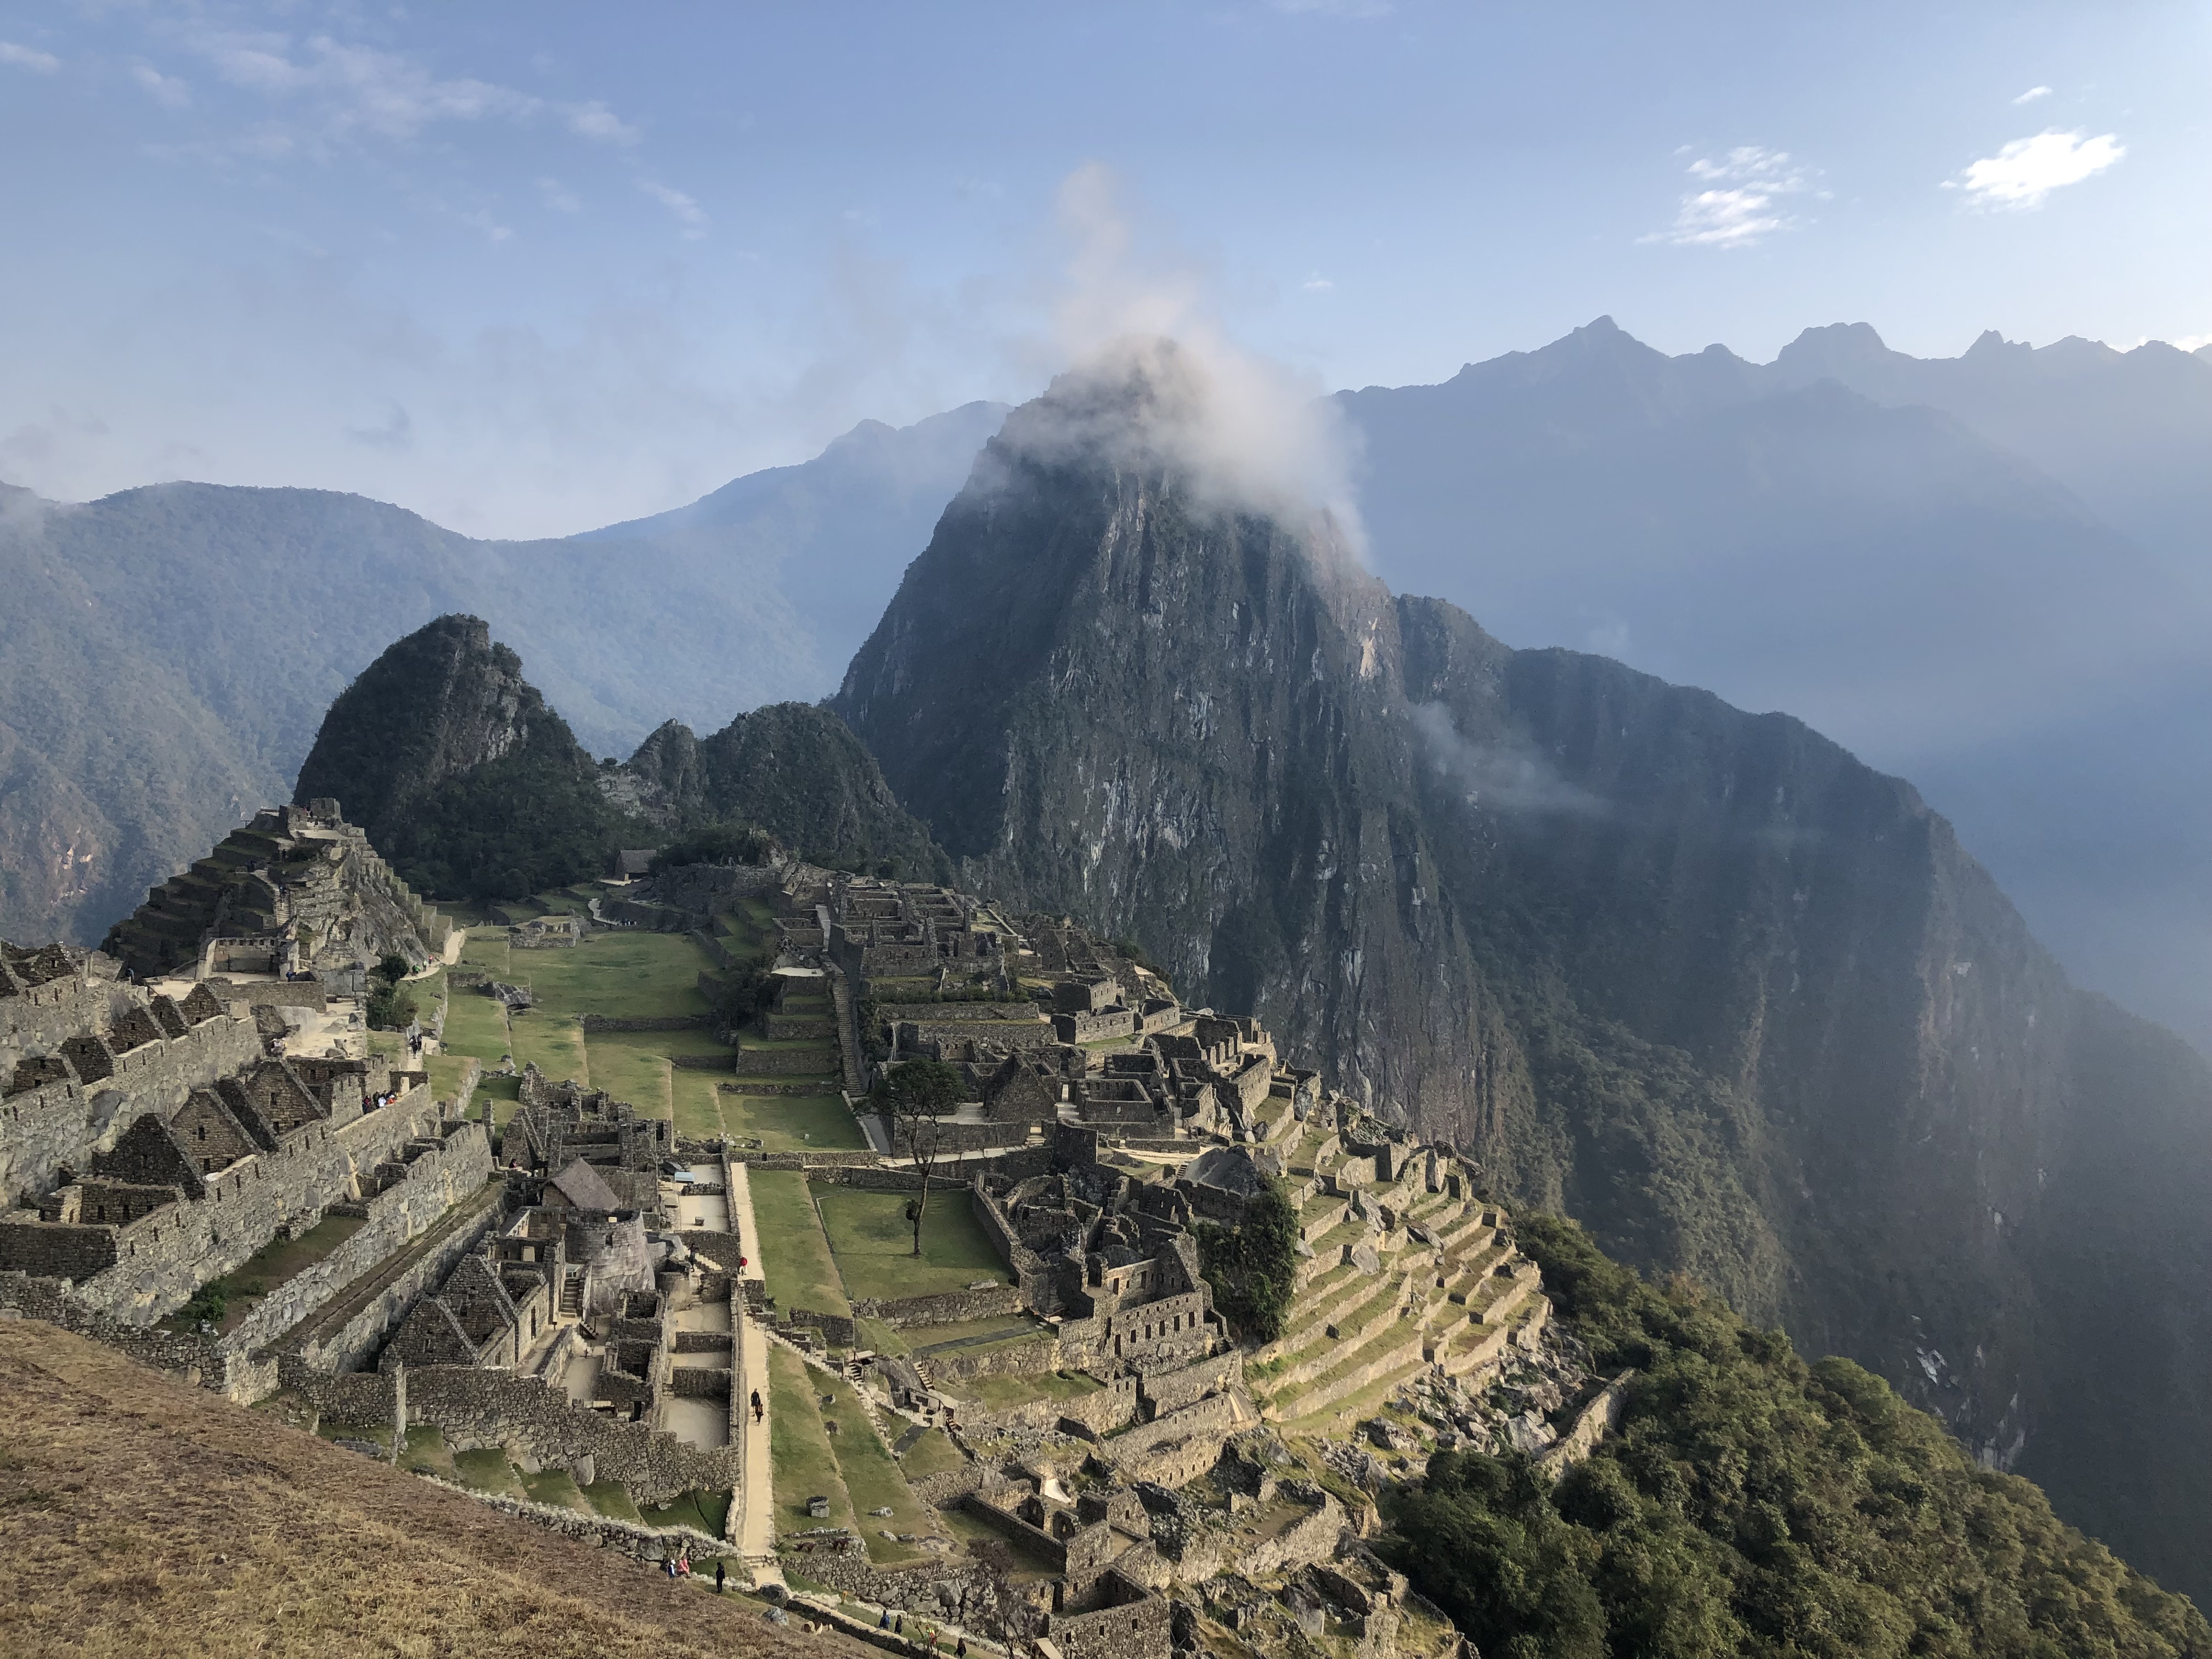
{"left": 131, "top": 64, "right": 191, "bottom": 109}
{"left": 538, "top": 177, "right": 583, "bottom": 213}
{"left": 0, "top": 40, "right": 59, "bottom": 73}
{"left": 177, "top": 31, "right": 637, "bottom": 156}
{"left": 1301, "top": 273, "right": 1334, "bottom": 294}
{"left": 1952, "top": 129, "right": 2124, "bottom": 209}
{"left": 1647, "top": 146, "right": 1815, "bottom": 248}
{"left": 563, "top": 100, "right": 639, "bottom": 145}
{"left": 2160, "top": 331, "right": 2212, "bottom": 352}
{"left": 641, "top": 180, "right": 708, "bottom": 239}
{"left": 1001, "top": 163, "right": 1369, "bottom": 560}
{"left": 2013, "top": 85, "right": 2053, "bottom": 104}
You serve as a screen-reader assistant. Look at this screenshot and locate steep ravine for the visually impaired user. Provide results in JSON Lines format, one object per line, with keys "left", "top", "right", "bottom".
{"left": 834, "top": 357, "right": 2212, "bottom": 1600}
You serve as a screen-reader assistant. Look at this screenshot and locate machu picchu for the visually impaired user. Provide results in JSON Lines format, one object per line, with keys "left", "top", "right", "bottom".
{"left": 12, "top": 821, "right": 2200, "bottom": 1659}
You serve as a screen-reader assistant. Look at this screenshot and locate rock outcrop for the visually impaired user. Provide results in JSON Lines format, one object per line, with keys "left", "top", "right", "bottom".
{"left": 292, "top": 616, "right": 631, "bottom": 903}
{"left": 833, "top": 344, "right": 2212, "bottom": 1600}
{"left": 619, "top": 703, "right": 944, "bottom": 878}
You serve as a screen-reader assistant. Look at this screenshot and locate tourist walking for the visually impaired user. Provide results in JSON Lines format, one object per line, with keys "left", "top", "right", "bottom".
{"left": 715, "top": 1560, "right": 726, "bottom": 1593}
{"left": 751, "top": 1389, "right": 764, "bottom": 1424}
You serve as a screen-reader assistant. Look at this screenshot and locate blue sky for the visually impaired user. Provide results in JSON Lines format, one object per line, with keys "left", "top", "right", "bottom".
{"left": 1, "top": 1, "right": 2204, "bottom": 538}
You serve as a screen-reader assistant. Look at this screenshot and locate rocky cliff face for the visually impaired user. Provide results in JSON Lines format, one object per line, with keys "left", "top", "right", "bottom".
{"left": 834, "top": 352, "right": 2212, "bottom": 1598}
{"left": 620, "top": 703, "right": 944, "bottom": 879}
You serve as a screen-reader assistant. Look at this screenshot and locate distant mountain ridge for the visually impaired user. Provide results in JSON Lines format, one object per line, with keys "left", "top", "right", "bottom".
{"left": 5, "top": 320, "right": 2205, "bottom": 1055}
{"left": 834, "top": 346, "right": 2212, "bottom": 1602}
{"left": 1337, "top": 318, "right": 2212, "bottom": 1055}
{"left": 0, "top": 402, "right": 1004, "bottom": 947}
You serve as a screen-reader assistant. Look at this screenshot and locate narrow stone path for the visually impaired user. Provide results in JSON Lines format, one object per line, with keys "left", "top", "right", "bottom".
{"left": 724, "top": 1159, "right": 775, "bottom": 1562}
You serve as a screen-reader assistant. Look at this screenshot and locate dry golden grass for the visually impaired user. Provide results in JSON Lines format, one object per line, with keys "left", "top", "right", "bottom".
{"left": 0, "top": 1320, "right": 848, "bottom": 1658}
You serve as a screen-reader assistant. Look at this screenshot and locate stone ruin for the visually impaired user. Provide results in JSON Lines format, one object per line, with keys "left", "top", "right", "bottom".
{"left": 101, "top": 799, "right": 452, "bottom": 995}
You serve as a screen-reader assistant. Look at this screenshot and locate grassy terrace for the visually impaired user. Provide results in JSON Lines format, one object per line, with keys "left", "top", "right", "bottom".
{"left": 808, "top": 1365, "right": 939, "bottom": 1564}
{"left": 944, "top": 1368, "right": 1101, "bottom": 1413}
{"left": 814, "top": 1185, "right": 1009, "bottom": 1303}
{"left": 768, "top": 1343, "right": 855, "bottom": 1533}
{"left": 714, "top": 1090, "right": 867, "bottom": 1152}
{"left": 162, "top": 1212, "right": 366, "bottom": 1334}
{"left": 750, "top": 1171, "right": 850, "bottom": 1317}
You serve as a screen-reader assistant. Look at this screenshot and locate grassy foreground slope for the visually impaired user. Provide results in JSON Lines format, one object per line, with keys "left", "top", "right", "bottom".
{"left": 1385, "top": 1215, "right": 2211, "bottom": 1659}
{"left": 0, "top": 1322, "right": 847, "bottom": 1659}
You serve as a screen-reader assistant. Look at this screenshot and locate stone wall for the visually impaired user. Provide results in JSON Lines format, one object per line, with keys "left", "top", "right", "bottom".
{"left": 875, "top": 1003, "right": 1041, "bottom": 1023}
{"left": 1537, "top": 1369, "right": 1637, "bottom": 1478}
{"left": 1, "top": 1008, "right": 261, "bottom": 1207}
{"left": 279, "top": 1189, "right": 506, "bottom": 1374}
{"left": 280, "top": 1357, "right": 396, "bottom": 1423}
{"left": 1091, "top": 1392, "right": 1241, "bottom": 1488}
{"left": 1048, "top": 1581, "right": 1171, "bottom": 1659}
{"left": 404, "top": 1364, "right": 742, "bottom": 1507}
{"left": 730, "top": 1046, "right": 836, "bottom": 1077}
{"left": 220, "top": 1123, "right": 493, "bottom": 1357}
{"left": 579, "top": 1015, "right": 706, "bottom": 1034}
{"left": 1138, "top": 1351, "right": 1243, "bottom": 1420}
{"left": 0, "top": 1286, "right": 253, "bottom": 1396}
{"left": 849, "top": 1285, "right": 1023, "bottom": 1329}
{"left": 957, "top": 1492, "right": 1069, "bottom": 1572}
{"left": 65, "top": 1087, "right": 448, "bottom": 1327}
{"left": 415, "top": 1475, "right": 729, "bottom": 1565}
{"left": 780, "top": 1535, "right": 1000, "bottom": 1626}
{"left": 967, "top": 1182, "right": 1062, "bottom": 1313}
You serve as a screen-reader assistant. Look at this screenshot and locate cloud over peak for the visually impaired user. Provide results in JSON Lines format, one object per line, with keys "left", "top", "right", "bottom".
{"left": 1952, "top": 129, "right": 2124, "bottom": 209}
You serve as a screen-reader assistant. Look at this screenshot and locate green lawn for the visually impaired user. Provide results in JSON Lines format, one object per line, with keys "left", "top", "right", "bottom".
{"left": 640, "top": 1488, "right": 731, "bottom": 1536}
{"left": 507, "top": 1011, "right": 588, "bottom": 1087}
{"left": 457, "top": 933, "right": 511, "bottom": 977}
{"left": 672, "top": 1070, "right": 727, "bottom": 1141}
{"left": 522, "top": 1468, "right": 592, "bottom": 1512}
{"left": 810, "top": 1368, "right": 935, "bottom": 1564}
{"left": 424, "top": 1052, "right": 476, "bottom": 1110}
{"left": 440, "top": 984, "right": 511, "bottom": 1068}
{"left": 510, "top": 932, "right": 712, "bottom": 1020}
{"left": 451, "top": 1447, "right": 526, "bottom": 1498}
{"left": 397, "top": 1425, "right": 455, "bottom": 1479}
{"left": 947, "top": 1368, "right": 1100, "bottom": 1413}
{"left": 815, "top": 1186, "right": 1008, "bottom": 1304}
{"left": 719, "top": 1091, "right": 867, "bottom": 1152}
{"left": 896, "top": 1427, "right": 967, "bottom": 1481}
{"left": 750, "top": 1171, "right": 851, "bottom": 1317}
{"left": 584, "top": 1480, "right": 644, "bottom": 1521}
{"left": 583, "top": 1030, "right": 675, "bottom": 1119}
{"left": 768, "top": 1344, "right": 855, "bottom": 1533}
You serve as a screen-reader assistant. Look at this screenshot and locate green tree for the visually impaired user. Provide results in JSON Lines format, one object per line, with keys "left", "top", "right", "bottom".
{"left": 868, "top": 1058, "right": 965, "bottom": 1256}
{"left": 1193, "top": 1178, "right": 1300, "bottom": 1342}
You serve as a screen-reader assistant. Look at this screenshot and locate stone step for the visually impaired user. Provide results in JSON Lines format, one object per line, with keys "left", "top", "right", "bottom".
{"left": 1268, "top": 1282, "right": 1417, "bottom": 1394}
{"left": 1271, "top": 1324, "right": 1431, "bottom": 1420}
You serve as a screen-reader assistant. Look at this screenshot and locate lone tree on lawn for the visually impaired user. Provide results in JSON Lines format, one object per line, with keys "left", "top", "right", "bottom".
{"left": 869, "top": 1058, "right": 965, "bottom": 1256}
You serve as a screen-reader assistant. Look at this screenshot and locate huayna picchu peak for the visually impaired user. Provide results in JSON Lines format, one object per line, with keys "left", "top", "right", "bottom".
{"left": 834, "top": 350, "right": 2212, "bottom": 1604}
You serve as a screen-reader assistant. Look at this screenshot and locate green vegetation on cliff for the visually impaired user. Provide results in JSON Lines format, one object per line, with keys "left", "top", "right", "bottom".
{"left": 1385, "top": 1215, "right": 2210, "bottom": 1659}
{"left": 295, "top": 615, "right": 638, "bottom": 902}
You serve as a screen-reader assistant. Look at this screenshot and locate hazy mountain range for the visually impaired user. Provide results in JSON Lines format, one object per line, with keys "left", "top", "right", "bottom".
{"left": 1, "top": 321, "right": 2204, "bottom": 1055}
